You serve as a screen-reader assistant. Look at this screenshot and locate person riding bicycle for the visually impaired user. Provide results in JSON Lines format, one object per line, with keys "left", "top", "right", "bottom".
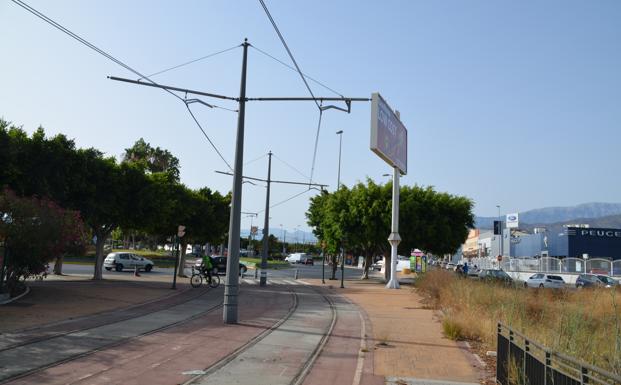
{"left": 201, "top": 254, "right": 214, "bottom": 284}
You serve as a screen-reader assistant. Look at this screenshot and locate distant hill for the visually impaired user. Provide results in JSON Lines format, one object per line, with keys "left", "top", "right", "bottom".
{"left": 521, "top": 213, "right": 621, "bottom": 235}
{"left": 476, "top": 202, "right": 621, "bottom": 229}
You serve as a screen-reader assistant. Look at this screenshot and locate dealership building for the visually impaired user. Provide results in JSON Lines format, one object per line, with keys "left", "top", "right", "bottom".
{"left": 470, "top": 226, "right": 621, "bottom": 261}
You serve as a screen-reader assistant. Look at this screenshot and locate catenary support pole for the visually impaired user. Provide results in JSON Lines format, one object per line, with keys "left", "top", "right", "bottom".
{"left": 171, "top": 235, "right": 178, "bottom": 289}
{"left": 260, "top": 151, "right": 272, "bottom": 286}
{"left": 224, "top": 39, "right": 249, "bottom": 324}
{"left": 386, "top": 166, "right": 401, "bottom": 289}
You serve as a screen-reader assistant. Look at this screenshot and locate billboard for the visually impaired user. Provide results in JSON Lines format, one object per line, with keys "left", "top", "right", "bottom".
{"left": 506, "top": 213, "right": 519, "bottom": 228}
{"left": 370, "top": 92, "right": 407, "bottom": 174}
{"left": 568, "top": 227, "right": 621, "bottom": 260}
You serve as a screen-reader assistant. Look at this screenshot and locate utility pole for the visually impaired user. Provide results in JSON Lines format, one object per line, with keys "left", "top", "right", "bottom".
{"left": 260, "top": 151, "right": 273, "bottom": 286}
{"left": 336, "top": 130, "right": 345, "bottom": 289}
{"left": 223, "top": 38, "right": 249, "bottom": 324}
{"left": 109, "top": 38, "right": 368, "bottom": 325}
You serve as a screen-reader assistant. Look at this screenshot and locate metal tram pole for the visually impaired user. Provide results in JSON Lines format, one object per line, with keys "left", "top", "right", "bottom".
{"left": 223, "top": 39, "right": 249, "bottom": 324}
{"left": 336, "top": 130, "right": 345, "bottom": 289}
{"left": 260, "top": 151, "right": 272, "bottom": 286}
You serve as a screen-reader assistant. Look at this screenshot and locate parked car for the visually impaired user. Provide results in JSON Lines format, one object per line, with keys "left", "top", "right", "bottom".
{"left": 194, "top": 256, "right": 248, "bottom": 275}
{"left": 445, "top": 263, "right": 456, "bottom": 270}
{"left": 525, "top": 273, "right": 565, "bottom": 289}
{"left": 104, "top": 252, "right": 154, "bottom": 272}
{"left": 596, "top": 275, "right": 620, "bottom": 287}
{"left": 576, "top": 274, "right": 600, "bottom": 288}
{"left": 478, "top": 269, "right": 513, "bottom": 284}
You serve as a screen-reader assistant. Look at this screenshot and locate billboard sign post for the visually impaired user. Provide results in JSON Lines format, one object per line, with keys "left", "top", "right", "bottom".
{"left": 370, "top": 93, "right": 407, "bottom": 175}
{"left": 370, "top": 92, "right": 408, "bottom": 289}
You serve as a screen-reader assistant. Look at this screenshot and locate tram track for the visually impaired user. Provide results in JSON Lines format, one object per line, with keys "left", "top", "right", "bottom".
{"left": 0, "top": 287, "right": 224, "bottom": 384}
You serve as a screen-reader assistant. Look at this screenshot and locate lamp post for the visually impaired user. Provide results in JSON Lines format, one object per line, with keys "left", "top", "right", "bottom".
{"left": 497, "top": 205, "right": 503, "bottom": 258}
{"left": 336, "top": 130, "right": 345, "bottom": 289}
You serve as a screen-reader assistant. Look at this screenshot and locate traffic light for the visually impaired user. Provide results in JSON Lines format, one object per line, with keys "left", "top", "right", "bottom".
{"left": 493, "top": 221, "right": 502, "bottom": 235}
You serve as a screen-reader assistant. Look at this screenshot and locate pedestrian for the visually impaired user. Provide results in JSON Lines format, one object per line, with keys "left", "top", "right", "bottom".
{"left": 463, "top": 262, "right": 469, "bottom": 276}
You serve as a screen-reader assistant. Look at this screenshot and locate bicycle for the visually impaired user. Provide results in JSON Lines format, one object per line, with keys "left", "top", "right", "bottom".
{"left": 190, "top": 266, "right": 220, "bottom": 288}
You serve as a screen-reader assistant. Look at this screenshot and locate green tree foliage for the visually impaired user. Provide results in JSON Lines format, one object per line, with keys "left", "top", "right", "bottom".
{"left": 0, "top": 119, "right": 230, "bottom": 280}
{"left": 0, "top": 189, "right": 87, "bottom": 295}
{"left": 306, "top": 180, "right": 474, "bottom": 280}
{"left": 123, "top": 138, "right": 180, "bottom": 181}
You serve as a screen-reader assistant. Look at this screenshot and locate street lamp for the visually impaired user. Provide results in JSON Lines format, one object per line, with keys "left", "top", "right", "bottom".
{"left": 336, "top": 130, "right": 345, "bottom": 289}
{"left": 496, "top": 205, "right": 503, "bottom": 258}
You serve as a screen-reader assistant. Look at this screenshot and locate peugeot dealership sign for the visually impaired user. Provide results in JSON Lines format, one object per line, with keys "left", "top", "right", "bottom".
{"left": 506, "top": 213, "right": 519, "bottom": 228}
{"left": 370, "top": 93, "right": 407, "bottom": 174}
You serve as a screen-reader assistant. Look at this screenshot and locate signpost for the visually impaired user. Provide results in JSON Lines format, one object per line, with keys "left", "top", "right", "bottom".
{"left": 370, "top": 92, "right": 408, "bottom": 289}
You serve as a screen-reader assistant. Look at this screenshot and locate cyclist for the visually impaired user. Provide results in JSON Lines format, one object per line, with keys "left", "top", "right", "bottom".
{"left": 201, "top": 254, "right": 214, "bottom": 284}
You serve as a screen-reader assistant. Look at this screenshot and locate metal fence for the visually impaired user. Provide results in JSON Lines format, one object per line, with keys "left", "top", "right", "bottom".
{"left": 467, "top": 257, "right": 621, "bottom": 277}
{"left": 497, "top": 323, "right": 621, "bottom": 385}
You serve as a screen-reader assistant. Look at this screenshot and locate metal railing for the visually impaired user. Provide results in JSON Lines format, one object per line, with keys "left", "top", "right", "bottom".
{"left": 497, "top": 323, "right": 621, "bottom": 385}
{"left": 467, "top": 257, "right": 621, "bottom": 277}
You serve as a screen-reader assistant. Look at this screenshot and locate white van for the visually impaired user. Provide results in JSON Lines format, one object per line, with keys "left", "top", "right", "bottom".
{"left": 285, "top": 253, "right": 312, "bottom": 264}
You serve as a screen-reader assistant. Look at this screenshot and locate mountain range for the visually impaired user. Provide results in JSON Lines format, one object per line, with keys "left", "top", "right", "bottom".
{"left": 476, "top": 202, "right": 621, "bottom": 229}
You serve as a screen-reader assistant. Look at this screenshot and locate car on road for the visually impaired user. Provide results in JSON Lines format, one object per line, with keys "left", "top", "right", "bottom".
{"left": 194, "top": 256, "right": 248, "bottom": 275}
{"left": 285, "top": 253, "right": 313, "bottom": 265}
{"left": 477, "top": 269, "right": 513, "bottom": 284}
{"left": 525, "top": 273, "right": 565, "bottom": 289}
{"left": 104, "top": 252, "right": 154, "bottom": 272}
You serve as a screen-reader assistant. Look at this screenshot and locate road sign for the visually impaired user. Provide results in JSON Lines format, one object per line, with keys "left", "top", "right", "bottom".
{"left": 370, "top": 92, "right": 407, "bottom": 174}
{"left": 506, "top": 213, "right": 519, "bottom": 228}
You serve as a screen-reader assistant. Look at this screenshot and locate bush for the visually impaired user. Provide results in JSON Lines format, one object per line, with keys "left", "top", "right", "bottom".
{"left": 0, "top": 189, "right": 87, "bottom": 295}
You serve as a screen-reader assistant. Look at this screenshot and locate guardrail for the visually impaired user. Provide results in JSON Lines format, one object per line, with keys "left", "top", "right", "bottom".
{"left": 497, "top": 323, "right": 621, "bottom": 385}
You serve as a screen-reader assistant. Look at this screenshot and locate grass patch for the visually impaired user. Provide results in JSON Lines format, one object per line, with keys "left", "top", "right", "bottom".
{"left": 442, "top": 317, "right": 464, "bottom": 341}
{"left": 415, "top": 269, "right": 621, "bottom": 374}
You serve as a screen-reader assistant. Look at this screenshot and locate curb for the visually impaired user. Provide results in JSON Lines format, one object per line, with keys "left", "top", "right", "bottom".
{"left": 0, "top": 286, "right": 31, "bottom": 306}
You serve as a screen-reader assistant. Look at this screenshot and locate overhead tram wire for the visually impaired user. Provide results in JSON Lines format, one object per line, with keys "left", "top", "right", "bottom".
{"left": 272, "top": 154, "right": 310, "bottom": 180}
{"left": 256, "top": 187, "right": 318, "bottom": 215}
{"left": 10, "top": 0, "right": 234, "bottom": 171}
{"left": 250, "top": 45, "right": 344, "bottom": 98}
{"left": 258, "top": 0, "right": 320, "bottom": 110}
{"left": 139, "top": 45, "right": 242, "bottom": 80}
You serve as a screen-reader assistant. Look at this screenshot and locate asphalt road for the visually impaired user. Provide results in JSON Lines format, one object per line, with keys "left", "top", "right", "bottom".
{"left": 55, "top": 261, "right": 375, "bottom": 281}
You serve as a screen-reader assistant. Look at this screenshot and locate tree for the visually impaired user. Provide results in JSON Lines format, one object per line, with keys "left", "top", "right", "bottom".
{"left": 306, "top": 180, "right": 474, "bottom": 282}
{"left": 123, "top": 138, "right": 180, "bottom": 181}
{"left": 0, "top": 189, "right": 87, "bottom": 295}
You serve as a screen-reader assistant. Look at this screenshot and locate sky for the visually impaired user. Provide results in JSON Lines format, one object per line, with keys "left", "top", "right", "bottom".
{"left": 1, "top": 0, "right": 620, "bottom": 237}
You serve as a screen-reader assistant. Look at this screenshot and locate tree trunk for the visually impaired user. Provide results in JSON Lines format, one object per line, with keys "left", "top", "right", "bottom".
{"left": 178, "top": 241, "right": 188, "bottom": 277}
{"left": 53, "top": 255, "right": 64, "bottom": 275}
{"left": 330, "top": 254, "right": 337, "bottom": 279}
{"left": 93, "top": 234, "right": 107, "bottom": 280}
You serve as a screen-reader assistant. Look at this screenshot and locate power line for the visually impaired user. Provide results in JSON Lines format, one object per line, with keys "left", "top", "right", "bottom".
{"left": 258, "top": 0, "right": 320, "bottom": 110}
{"left": 257, "top": 187, "right": 317, "bottom": 214}
{"left": 140, "top": 45, "right": 242, "bottom": 80}
{"left": 244, "top": 153, "right": 268, "bottom": 167}
{"left": 250, "top": 45, "right": 344, "bottom": 97}
{"left": 272, "top": 154, "right": 309, "bottom": 180}
{"left": 10, "top": 0, "right": 234, "bottom": 171}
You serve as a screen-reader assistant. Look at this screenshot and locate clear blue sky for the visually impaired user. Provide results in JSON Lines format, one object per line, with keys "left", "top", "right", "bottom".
{"left": 1, "top": 0, "right": 620, "bottom": 235}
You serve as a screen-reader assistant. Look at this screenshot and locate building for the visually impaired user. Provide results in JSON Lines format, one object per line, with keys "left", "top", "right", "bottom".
{"left": 510, "top": 227, "right": 621, "bottom": 260}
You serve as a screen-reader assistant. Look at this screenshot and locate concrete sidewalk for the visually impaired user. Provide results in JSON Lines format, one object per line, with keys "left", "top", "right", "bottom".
{"left": 303, "top": 278, "right": 485, "bottom": 384}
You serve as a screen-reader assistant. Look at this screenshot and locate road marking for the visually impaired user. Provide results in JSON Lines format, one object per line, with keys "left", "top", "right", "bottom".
{"left": 282, "top": 279, "right": 300, "bottom": 286}
{"left": 352, "top": 310, "right": 366, "bottom": 385}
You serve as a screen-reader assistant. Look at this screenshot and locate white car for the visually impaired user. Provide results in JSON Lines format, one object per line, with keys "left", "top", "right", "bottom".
{"left": 285, "top": 253, "right": 312, "bottom": 264}
{"left": 525, "top": 273, "right": 565, "bottom": 289}
{"left": 104, "top": 252, "right": 155, "bottom": 272}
